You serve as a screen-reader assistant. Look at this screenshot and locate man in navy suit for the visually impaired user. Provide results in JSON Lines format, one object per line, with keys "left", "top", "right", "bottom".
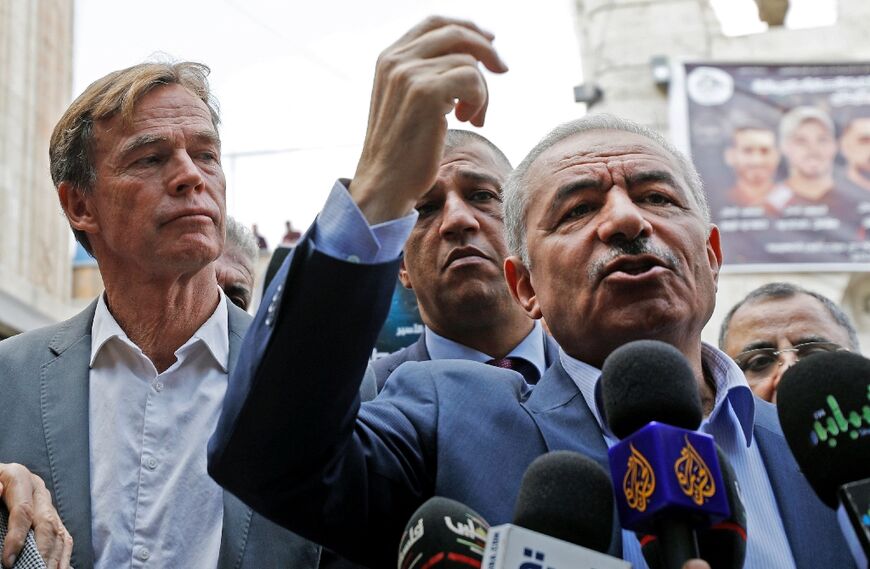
{"left": 371, "top": 129, "right": 558, "bottom": 391}
{"left": 209, "top": 16, "right": 852, "bottom": 569}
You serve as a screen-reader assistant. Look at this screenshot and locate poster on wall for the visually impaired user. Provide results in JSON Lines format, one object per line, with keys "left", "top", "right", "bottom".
{"left": 670, "top": 61, "right": 870, "bottom": 271}
{"left": 373, "top": 279, "right": 423, "bottom": 359}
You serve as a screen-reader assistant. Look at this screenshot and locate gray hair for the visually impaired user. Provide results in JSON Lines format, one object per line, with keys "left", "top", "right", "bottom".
{"left": 718, "top": 282, "right": 860, "bottom": 352}
{"left": 502, "top": 114, "right": 709, "bottom": 266}
{"left": 224, "top": 216, "right": 258, "bottom": 267}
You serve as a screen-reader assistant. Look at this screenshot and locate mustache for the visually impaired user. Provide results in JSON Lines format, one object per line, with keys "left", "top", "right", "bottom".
{"left": 587, "top": 237, "right": 680, "bottom": 282}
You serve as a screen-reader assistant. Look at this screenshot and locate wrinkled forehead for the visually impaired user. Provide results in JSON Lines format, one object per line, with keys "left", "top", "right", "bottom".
{"left": 536, "top": 128, "right": 676, "bottom": 166}
{"left": 94, "top": 84, "right": 218, "bottom": 146}
{"left": 526, "top": 129, "right": 686, "bottom": 194}
{"left": 729, "top": 293, "right": 850, "bottom": 347}
{"left": 219, "top": 245, "right": 254, "bottom": 273}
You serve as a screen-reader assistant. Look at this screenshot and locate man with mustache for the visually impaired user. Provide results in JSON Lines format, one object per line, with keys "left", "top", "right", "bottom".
{"left": 370, "top": 129, "right": 557, "bottom": 390}
{"left": 719, "top": 282, "right": 859, "bottom": 403}
{"left": 209, "top": 17, "right": 850, "bottom": 569}
{"left": 0, "top": 62, "right": 318, "bottom": 568}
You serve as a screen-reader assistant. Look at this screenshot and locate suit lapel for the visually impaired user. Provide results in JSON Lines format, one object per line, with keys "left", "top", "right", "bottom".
{"left": 41, "top": 302, "right": 97, "bottom": 569}
{"left": 523, "top": 360, "right": 610, "bottom": 470}
{"left": 753, "top": 402, "right": 822, "bottom": 568}
{"left": 522, "top": 361, "right": 621, "bottom": 557}
{"left": 410, "top": 333, "right": 430, "bottom": 361}
{"left": 390, "top": 333, "right": 429, "bottom": 374}
{"left": 217, "top": 492, "right": 253, "bottom": 569}
{"left": 219, "top": 301, "right": 254, "bottom": 569}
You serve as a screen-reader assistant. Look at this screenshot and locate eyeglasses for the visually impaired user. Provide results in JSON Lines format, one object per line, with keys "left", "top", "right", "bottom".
{"left": 733, "top": 341, "right": 846, "bottom": 379}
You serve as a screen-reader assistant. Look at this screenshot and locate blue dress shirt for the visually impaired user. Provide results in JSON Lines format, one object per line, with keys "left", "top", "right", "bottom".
{"left": 425, "top": 321, "right": 548, "bottom": 382}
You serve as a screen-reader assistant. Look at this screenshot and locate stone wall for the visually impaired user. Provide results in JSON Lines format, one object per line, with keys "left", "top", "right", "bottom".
{"left": 0, "top": 0, "right": 75, "bottom": 336}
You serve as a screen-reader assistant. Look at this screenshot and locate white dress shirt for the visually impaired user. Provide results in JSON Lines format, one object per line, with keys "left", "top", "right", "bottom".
{"left": 89, "top": 291, "right": 229, "bottom": 568}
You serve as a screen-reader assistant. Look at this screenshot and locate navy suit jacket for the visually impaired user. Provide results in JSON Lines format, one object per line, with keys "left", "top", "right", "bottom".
{"left": 210, "top": 236, "right": 852, "bottom": 569}
{"left": 0, "top": 299, "right": 320, "bottom": 569}
{"left": 371, "top": 328, "right": 561, "bottom": 392}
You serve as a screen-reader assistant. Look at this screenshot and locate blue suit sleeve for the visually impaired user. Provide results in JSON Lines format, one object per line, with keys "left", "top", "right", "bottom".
{"left": 209, "top": 207, "right": 434, "bottom": 566}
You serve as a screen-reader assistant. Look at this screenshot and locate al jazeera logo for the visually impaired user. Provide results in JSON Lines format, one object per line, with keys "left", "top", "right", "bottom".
{"left": 674, "top": 436, "right": 716, "bottom": 505}
{"left": 623, "top": 443, "right": 655, "bottom": 512}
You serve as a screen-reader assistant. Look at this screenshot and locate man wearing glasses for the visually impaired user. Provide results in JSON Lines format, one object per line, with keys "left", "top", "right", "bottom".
{"left": 719, "top": 282, "right": 859, "bottom": 402}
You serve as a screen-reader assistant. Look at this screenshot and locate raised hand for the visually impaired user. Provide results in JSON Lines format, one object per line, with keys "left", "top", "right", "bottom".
{"left": 351, "top": 15, "right": 508, "bottom": 225}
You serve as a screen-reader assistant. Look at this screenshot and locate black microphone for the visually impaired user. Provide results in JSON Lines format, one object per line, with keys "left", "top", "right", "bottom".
{"left": 513, "top": 450, "right": 615, "bottom": 553}
{"left": 397, "top": 497, "right": 489, "bottom": 569}
{"left": 601, "top": 340, "right": 732, "bottom": 569}
{"left": 639, "top": 446, "right": 747, "bottom": 569}
{"left": 778, "top": 350, "right": 870, "bottom": 569}
{"left": 482, "top": 451, "right": 630, "bottom": 569}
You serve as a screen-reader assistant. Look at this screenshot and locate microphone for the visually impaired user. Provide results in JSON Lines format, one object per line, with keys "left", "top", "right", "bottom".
{"left": 639, "top": 446, "right": 747, "bottom": 569}
{"left": 482, "top": 451, "right": 630, "bottom": 569}
{"left": 600, "top": 340, "right": 731, "bottom": 569}
{"left": 777, "top": 350, "right": 870, "bottom": 569}
{"left": 397, "top": 497, "right": 489, "bottom": 569}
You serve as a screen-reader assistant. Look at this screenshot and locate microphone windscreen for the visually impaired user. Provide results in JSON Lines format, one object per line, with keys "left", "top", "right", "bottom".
{"left": 601, "top": 340, "right": 703, "bottom": 439}
{"left": 512, "top": 450, "right": 614, "bottom": 554}
{"left": 639, "top": 445, "right": 747, "bottom": 569}
{"left": 397, "top": 497, "right": 489, "bottom": 569}
{"left": 777, "top": 350, "right": 870, "bottom": 508}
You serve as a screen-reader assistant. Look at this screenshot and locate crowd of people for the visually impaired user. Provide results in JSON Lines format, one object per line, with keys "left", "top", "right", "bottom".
{"left": 0, "top": 15, "right": 861, "bottom": 569}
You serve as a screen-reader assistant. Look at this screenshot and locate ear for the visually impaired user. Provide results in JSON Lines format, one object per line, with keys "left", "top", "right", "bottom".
{"left": 58, "top": 181, "right": 100, "bottom": 236}
{"left": 707, "top": 224, "right": 723, "bottom": 286}
{"left": 504, "top": 255, "right": 542, "bottom": 319}
{"left": 398, "top": 258, "right": 413, "bottom": 290}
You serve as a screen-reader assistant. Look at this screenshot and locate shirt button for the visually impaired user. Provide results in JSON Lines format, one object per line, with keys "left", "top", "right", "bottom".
{"left": 137, "top": 547, "right": 150, "bottom": 560}
{"left": 154, "top": 381, "right": 163, "bottom": 392}
{"left": 145, "top": 456, "right": 158, "bottom": 470}
{"left": 347, "top": 254, "right": 360, "bottom": 263}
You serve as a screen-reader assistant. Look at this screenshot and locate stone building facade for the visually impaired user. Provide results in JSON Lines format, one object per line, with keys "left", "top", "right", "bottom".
{"left": 0, "top": 0, "right": 75, "bottom": 338}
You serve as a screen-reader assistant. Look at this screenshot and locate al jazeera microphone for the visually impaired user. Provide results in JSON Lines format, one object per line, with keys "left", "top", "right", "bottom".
{"left": 600, "top": 340, "right": 731, "bottom": 569}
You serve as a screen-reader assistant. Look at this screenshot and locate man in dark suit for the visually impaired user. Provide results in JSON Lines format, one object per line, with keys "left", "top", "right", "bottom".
{"left": 0, "top": 62, "right": 318, "bottom": 568}
{"left": 371, "top": 129, "right": 558, "bottom": 391}
{"left": 209, "top": 16, "right": 852, "bottom": 569}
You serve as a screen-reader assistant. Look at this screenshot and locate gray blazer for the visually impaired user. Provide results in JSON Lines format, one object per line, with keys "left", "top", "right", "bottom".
{"left": 0, "top": 299, "right": 319, "bottom": 569}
